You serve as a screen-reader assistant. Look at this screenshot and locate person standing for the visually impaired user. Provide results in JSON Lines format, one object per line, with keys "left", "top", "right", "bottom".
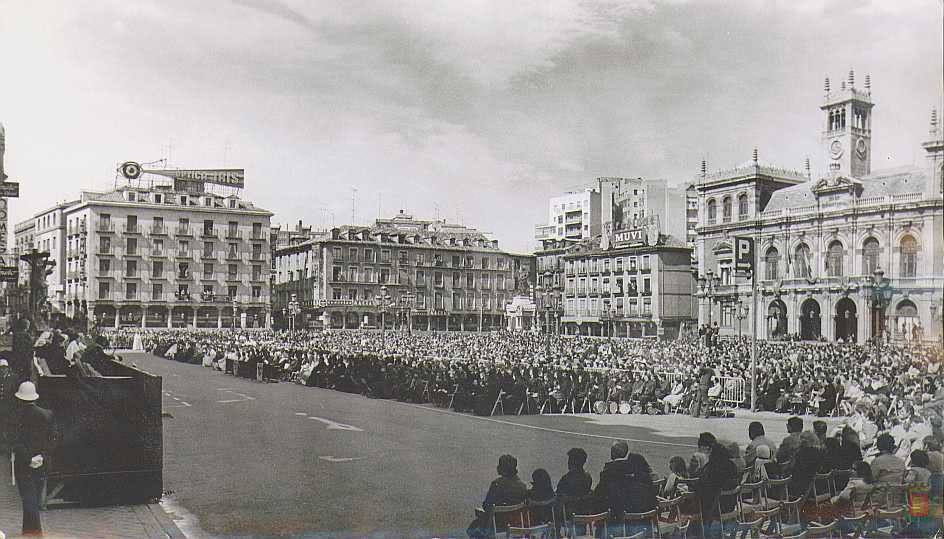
{"left": 12, "top": 381, "right": 54, "bottom": 537}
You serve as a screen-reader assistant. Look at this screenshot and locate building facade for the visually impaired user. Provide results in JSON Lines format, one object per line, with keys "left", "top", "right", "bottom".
{"left": 695, "top": 72, "right": 944, "bottom": 344}
{"left": 13, "top": 219, "right": 36, "bottom": 286}
{"left": 560, "top": 231, "right": 695, "bottom": 339}
{"left": 61, "top": 182, "right": 273, "bottom": 329}
{"left": 534, "top": 188, "right": 601, "bottom": 243}
{"left": 274, "top": 211, "right": 535, "bottom": 331}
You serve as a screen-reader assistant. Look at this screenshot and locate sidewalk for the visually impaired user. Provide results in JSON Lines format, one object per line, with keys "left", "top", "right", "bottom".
{"left": 0, "top": 463, "right": 186, "bottom": 539}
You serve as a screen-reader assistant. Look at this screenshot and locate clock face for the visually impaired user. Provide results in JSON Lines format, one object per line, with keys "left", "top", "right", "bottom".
{"left": 855, "top": 138, "right": 868, "bottom": 158}
{"left": 830, "top": 140, "right": 843, "bottom": 160}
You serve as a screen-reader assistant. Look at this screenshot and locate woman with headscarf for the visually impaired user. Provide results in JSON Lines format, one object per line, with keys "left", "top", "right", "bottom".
{"left": 694, "top": 442, "right": 738, "bottom": 537}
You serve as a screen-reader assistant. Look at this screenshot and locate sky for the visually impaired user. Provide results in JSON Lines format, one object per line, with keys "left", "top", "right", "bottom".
{"left": 1, "top": 0, "right": 941, "bottom": 253}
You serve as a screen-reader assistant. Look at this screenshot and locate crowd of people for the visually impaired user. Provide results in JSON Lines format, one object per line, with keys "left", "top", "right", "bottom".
{"left": 467, "top": 416, "right": 943, "bottom": 537}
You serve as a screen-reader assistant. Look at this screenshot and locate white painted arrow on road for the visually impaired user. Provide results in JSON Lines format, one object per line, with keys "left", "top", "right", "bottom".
{"left": 216, "top": 388, "right": 256, "bottom": 404}
{"left": 319, "top": 456, "right": 366, "bottom": 463}
{"left": 307, "top": 416, "right": 363, "bottom": 431}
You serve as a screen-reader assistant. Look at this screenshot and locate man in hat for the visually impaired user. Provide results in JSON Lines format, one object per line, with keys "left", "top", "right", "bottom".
{"left": 12, "top": 381, "right": 54, "bottom": 536}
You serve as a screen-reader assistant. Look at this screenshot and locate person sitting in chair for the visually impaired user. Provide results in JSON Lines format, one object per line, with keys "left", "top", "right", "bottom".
{"left": 467, "top": 454, "right": 528, "bottom": 538}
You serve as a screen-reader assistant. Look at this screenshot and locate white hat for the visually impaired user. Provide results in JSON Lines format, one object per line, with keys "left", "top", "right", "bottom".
{"left": 0, "top": 359, "right": 7, "bottom": 367}
{"left": 15, "top": 381, "right": 39, "bottom": 402}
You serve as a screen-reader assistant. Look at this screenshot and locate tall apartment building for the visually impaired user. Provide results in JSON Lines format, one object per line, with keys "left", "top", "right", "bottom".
{"left": 534, "top": 188, "right": 601, "bottom": 243}
{"left": 13, "top": 200, "right": 80, "bottom": 313}
{"left": 54, "top": 182, "right": 273, "bottom": 329}
{"left": 274, "top": 210, "right": 535, "bottom": 331}
{"left": 598, "top": 176, "right": 688, "bottom": 241}
{"left": 13, "top": 219, "right": 36, "bottom": 286}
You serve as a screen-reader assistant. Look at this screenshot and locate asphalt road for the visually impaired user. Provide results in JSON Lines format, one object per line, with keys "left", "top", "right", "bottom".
{"left": 130, "top": 353, "right": 706, "bottom": 537}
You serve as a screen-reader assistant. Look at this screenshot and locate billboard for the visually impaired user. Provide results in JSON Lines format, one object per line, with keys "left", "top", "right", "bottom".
{"left": 119, "top": 162, "right": 244, "bottom": 189}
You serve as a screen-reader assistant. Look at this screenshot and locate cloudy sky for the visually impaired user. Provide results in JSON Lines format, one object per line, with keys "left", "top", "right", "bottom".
{"left": 1, "top": 0, "right": 941, "bottom": 252}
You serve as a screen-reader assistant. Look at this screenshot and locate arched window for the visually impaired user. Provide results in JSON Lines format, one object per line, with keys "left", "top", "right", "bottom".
{"left": 862, "top": 238, "right": 880, "bottom": 275}
{"left": 722, "top": 197, "right": 732, "bottom": 223}
{"left": 794, "top": 244, "right": 812, "bottom": 278}
{"left": 706, "top": 199, "right": 717, "bottom": 223}
{"left": 900, "top": 236, "right": 918, "bottom": 277}
{"left": 826, "top": 241, "right": 844, "bottom": 277}
{"left": 738, "top": 194, "right": 749, "bottom": 218}
{"left": 765, "top": 247, "right": 780, "bottom": 280}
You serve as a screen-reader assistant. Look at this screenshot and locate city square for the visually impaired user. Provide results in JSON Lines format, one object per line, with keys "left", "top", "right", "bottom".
{"left": 0, "top": 1, "right": 942, "bottom": 538}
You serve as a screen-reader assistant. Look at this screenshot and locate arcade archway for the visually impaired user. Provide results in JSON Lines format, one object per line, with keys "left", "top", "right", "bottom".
{"left": 834, "top": 297, "right": 857, "bottom": 343}
{"left": 800, "top": 298, "right": 821, "bottom": 340}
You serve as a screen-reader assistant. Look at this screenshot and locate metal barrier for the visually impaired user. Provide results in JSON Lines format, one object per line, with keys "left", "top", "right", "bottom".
{"left": 718, "top": 376, "right": 746, "bottom": 408}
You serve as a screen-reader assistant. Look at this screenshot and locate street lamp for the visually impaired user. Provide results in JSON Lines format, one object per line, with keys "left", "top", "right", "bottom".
{"left": 232, "top": 297, "right": 239, "bottom": 331}
{"left": 735, "top": 300, "right": 749, "bottom": 338}
{"left": 610, "top": 306, "right": 619, "bottom": 339}
{"left": 931, "top": 300, "right": 943, "bottom": 347}
{"left": 698, "top": 270, "right": 721, "bottom": 326}
{"left": 375, "top": 285, "right": 392, "bottom": 338}
{"left": 288, "top": 293, "right": 300, "bottom": 332}
{"left": 870, "top": 267, "right": 892, "bottom": 344}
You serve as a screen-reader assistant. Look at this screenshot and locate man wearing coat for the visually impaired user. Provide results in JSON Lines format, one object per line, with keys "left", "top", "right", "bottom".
{"left": 12, "top": 381, "right": 54, "bottom": 536}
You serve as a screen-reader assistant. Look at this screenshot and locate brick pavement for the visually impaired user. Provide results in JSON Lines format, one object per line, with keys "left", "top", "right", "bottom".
{"left": 0, "top": 462, "right": 186, "bottom": 539}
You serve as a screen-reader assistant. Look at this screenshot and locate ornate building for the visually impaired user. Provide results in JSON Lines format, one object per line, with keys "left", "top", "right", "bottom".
{"left": 274, "top": 211, "right": 535, "bottom": 331}
{"left": 695, "top": 71, "right": 944, "bottom": 344}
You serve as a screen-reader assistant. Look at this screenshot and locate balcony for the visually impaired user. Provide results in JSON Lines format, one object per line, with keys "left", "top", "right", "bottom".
{"left": 201, "top": 273, "right": 217, "bottom": 281}
{"left": 250, "top": 274, "right": 265, "bottom": 283}
{"left": 98, "top": 247, "right": 114, "bottom": 256}
{"left": 97, "top": 293, "right": 114, "bottom": 301}
{"left": 123, "top": 224, "right": 140, "bottom": 235}
{"left": 225, "top": 229, "right": 241, "bottom": 240}
{"left": 250, "top": 231, "right": 267, "bottom": 241}
{"left": 175, "top": 250, "right": 192, "bottom": 259}
{"left": 124, "top": 249, "right": 141, "bottom": 257}
{"left": 250, "top": 252, "right": 267, "bottom": 262}
{"left": 201, "top": 252, "right": 218, "bottom": 261}
{"left": 124, "top": 272, "right": 141, "bottom": 279}
{"left": 225, "top": 274, "right": 241, "bottom": 282}
{"left": 150, "top": 293, "right": 167, "bottom": 302}
{"left": 97, "top": 222, "right": 115, "bottom": 233}
{"left": 124, "top": 293, "right": 139, "bottom": 301}
{"left": 201, "top": 228, "right": 218, "bottom": 239}
{"left": 175, "top": 226, "right": 192, "bottom": 237}
{"left": 150, "top": 272, "right": 167, "bottom": 280}
{"left": 149, "top": 224, "right": 166, "bottom": 235}
{"left": 97, "top": 269, "right": 114, "bottom": 278}
{"left": 151, "top": 249, "right": 166, "bottom": 258}
{"left": 175, "top": 271, "right": 193, "bottom": 281}
{"left": 226, "top": 251, "right": 240, "bottom": 261}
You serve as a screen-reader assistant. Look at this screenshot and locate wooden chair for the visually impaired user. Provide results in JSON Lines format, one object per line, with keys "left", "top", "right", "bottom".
{"left": 869, "top": 506, "right": 907, "bottom": 537}
{"left": 656, "top": 495, "right": 689, "bottom": 538}
{"left": 779, "top": 487, "right": 809, "bottom": 530}
{"left": 622, "top": 508, "right": 658, "bottom": 539}
{"left": 571, "top": 512, "right": 608, "bottom": 539}
{"left": 736, "top": 515, "right": 767, "bottom": 539}
{"left": 527, "top": 497, "right": 557, "bottom": 529}
{"left": 610, "top": 531, "right": 646, "bottom": 539}
{"left": 740, "top": 478, "right": 765, "bottom": 514}
{"left": 751, "top": 506, "right": 782, "bottom": 536}
{"left": 764, "top": 476, "right": 790, "bottom": 505}
{"left": 652, "top": 476, "right": 667, "bottom": 497}
{"left": 779, "top": 531, "right": 807, "bottom": 539}
{"left": 492, "top": 502, "right": 530, "bottom": 538}
{"left": 677, "top": 490, "right": 705, "bottom": 538}
{"left": 508, "top": 524, "right": 552, "bottom": 539}
{"left": 805, "top": 519, "right": 837, "bottom": 538}
{"left": 812, "top": 471, "right": 834, "bottom": 508}
{"left": 717, "top": 485, "right": 743, "bottom": 538}
{"left": 838, "top": 512, "right": 869, "bottom": 537}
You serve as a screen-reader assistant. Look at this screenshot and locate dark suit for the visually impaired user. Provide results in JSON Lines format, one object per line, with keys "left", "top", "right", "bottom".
{"left": 593, "top": 459, "right": 657, "bottom": 520}
{"left": 13, "top": 401, "right": 54, "bottom": 536}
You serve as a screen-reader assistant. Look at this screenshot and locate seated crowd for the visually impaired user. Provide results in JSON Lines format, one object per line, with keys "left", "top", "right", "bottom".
{"left": 468, "top": 418, "right": 943, "bottom": 538}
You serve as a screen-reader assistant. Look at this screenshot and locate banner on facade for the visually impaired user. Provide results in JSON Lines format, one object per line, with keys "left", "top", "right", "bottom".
{"left": 735, "top": 236, "right": 755, "bottom": 274}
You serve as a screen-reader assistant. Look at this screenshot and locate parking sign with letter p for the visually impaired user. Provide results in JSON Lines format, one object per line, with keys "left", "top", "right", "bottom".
{"left": 735, "top": 237, "right": 755, "bottom": 273}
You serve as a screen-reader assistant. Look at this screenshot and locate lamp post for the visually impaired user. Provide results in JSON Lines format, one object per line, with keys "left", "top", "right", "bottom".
{"left": 735, "top": 300, "right": 749, "bottom": 339}
{"left": 232, "top": 297, "right": 239, "bottom": 331}
{"left": 931, "top": 300, "right": 943, "bottom": 348}
{"left": 870, "top": 267, "right": 892, "bottom": 344}
{"left": 375, "top": 285, "right": 392, "bottom": 341}
{"left": 697, "top": 270, "right": 721, "bottom": 327}
{"left": 610, "top": 306, "right": 619, "bottom": 339}
{"left": 288, "top": 293, "right": 300, "bottom": 332}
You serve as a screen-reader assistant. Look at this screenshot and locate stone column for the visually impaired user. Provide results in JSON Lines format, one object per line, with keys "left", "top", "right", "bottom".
{"left": 114, "top": 312, "right": 120, "bottom": 330}
{"left": 193, "top": 309, "right": 198, "bottom": 329}
{"left": 167, "top": 311, "right": 173, "bottom": 328}
{"left": 141, "top": 310, "right": 147, "bottom": 328}
{"left": 218, "top": 309, "right": 223, "bottom": 329}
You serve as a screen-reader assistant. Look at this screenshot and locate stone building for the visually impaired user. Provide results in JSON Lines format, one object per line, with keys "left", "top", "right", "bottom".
{"left": 57, "top": 180, "right": 273, "bottom": 329}
{"left": 274, "top": 211, "right": 535, "bottom": 331}
{"left": 695, "top": 71, "right": 944, "bottom": 344}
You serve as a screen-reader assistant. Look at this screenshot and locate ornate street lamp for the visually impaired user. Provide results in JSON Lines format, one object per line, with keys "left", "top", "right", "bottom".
{"left": 232, "top": 297, "right": 239, "bottom": 331}
{"left": 698, "top": 270, "right": 721, "bottom": 326}
{"left": 735, "top": 300, "right": 749, "bottom": 338}
{"left": 375, "top": 285, "right": 392, "bottom": 341}
{"left": 288, "top": 293, "right": 300, "bottom": 332}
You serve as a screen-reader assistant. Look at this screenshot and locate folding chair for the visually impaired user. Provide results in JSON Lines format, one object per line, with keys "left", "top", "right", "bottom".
{"left": 811, "top": 471, "right": 835, "bottom": 521}
{"left": 869, "top": 506, "right": 907, "bottom": 537}
{"left": 677, "top": 490, "right": 705, "bottom": 538}
{"left": 419, "top": 379, "right": 432, "bottom": 403}
{"left": 740, "top": 478, "right": 765, "bottom": 513}
{"left": 652, "top": 476, "right": 667, "bottom": 497}
{"left": 764, "top": 476, "right": 790, "bottom": 505}
{"left": 805, "top": 519, "right": 837, "bottom": 538}
{"left": 751, "top": 506, "right": 782, "bottom": 536}
{"left": 493, "top": 502, "right": 530, "bottom": 539}
{"left": 508, "top": 524, "right": 552, "bottom": 539}
{"left": 446, "top": 383, "right": 460, "bottom": 409}
{"left": 778, "top": 487, "right": 809, "bottom": 536}
{"left": 518, "top": 391, "right": 539, "bottom": 415}
{"left": 656, "top": 495, "right": 691, "bottom": 538}
{"left": 527, "top": 497, "right": 557, "bottom": 528}
{"left": 622, "top": 509, "right": 658, "bottom": 539}
{"left": 717, "top": 485, "right": 743, "bottom": 538}
{"left": 579, "top": 382, "right": 594, "bottom": 413}
{"left": 571, "top": 512, "right": 608, "bottom": 539}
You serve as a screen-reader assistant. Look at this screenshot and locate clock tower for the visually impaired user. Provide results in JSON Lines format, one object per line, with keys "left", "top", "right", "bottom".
{"left": 820, "top": 70, "right": 873, "bottom": 178}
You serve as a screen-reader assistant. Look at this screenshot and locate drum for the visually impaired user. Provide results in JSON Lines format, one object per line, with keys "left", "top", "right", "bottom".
{"left": 608, "top": 401, "right": 619, "bottom": 414}
{"left": 593, "top": 401, "right": 607, "bottom": 414}
{"left": 619, "top": 401, "right": 631, "bottom": 414}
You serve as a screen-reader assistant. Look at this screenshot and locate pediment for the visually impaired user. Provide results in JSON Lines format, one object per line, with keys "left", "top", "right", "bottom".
{"left": 812, "top": 175, "right": 863, "bottom": 196}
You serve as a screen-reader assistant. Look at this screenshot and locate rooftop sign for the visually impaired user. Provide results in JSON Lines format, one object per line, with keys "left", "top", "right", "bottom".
{"left": 119, "top": 161, "right": 244, "bottom": 189}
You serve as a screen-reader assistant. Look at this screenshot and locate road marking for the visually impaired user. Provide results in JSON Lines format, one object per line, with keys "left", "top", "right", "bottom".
{"left": 307, "top": 416, "right": 363, "bottom": 431}
{"left": 319, "top": 456, "right": 365, "bottom": 463}
{"left": 294, "top": 412, "right": 307, "bottom": 416}
{"left": 217, "top": 389, "right": 256, "bottom": 404}
{"left": 166, "top": 401, "right": 192, "bottom": 408}
{"left": 395, "top": 402, "right": 695, "bottom": 448}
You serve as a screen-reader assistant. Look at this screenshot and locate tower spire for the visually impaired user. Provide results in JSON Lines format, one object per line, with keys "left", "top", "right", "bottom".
{"left": 752, "top": 148, "right": 758, "bottom": 163}
{"left": 848, "top": 69, "right": 855, "bottom": 89}
{"left": 804, "top": 157, "right": 811, "bottom": 178}
{"left": 824, "top": 76, "right": 830, "bottom": 95}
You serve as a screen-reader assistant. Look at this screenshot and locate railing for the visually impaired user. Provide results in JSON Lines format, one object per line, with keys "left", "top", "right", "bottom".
{"left": 175, "top": 250, "right": 191, "bottom": 258}
{"left": 176, "top": 272, "right": 193, "bottom": 280}
{"left": 201, "top": 252, "right": 218, "bottom": 260}
{"left": 97, "top": 222, "right": 115, "bottom": 233}
{"left": 250, "top": 252, "right": 267, "bottom": 262}
{"left": 250, "top": 231, "right": 267, "bottom": 241}
{"left": 201, "top": 229, "right": 218, "bottom": 239}
{"left": 125, "top": 249, "right": 140, "bottom": 257}
{"left": 151, "top": 272, "right": 165, "bottom": 279}
{"left": 225, "top": 274, "right": 241, "bottom": 282}
{"left": 226, "top": 229, "right": 241, "bottom": 240}
{"left": 175, "top": 226, "right": 192, "bottom": 236}
{"left": 98, "top": 246, "right": 113, "bottom": 255}
{"left": 123, "top": 224, "right": 140, "bottom": 234}
{"left": 150, "top": 224, "right": 166, "bottom": 235}
{"left": 151, "top": 249, "right": 166, "bottom": 257}
{"left": 226, "top": 251, "right": 240, "bottom": 261}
